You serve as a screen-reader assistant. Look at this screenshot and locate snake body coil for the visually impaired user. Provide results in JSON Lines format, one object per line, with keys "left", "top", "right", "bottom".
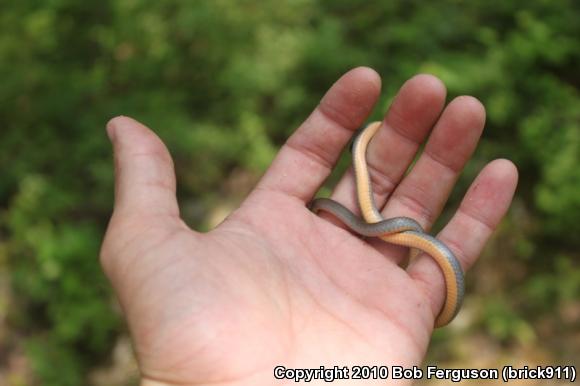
{"left": 311, "top": 121, "right": 465, "bottom": 327}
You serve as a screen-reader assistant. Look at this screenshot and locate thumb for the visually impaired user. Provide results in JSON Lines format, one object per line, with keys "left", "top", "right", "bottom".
{"left": 101, "top": 116, "right": 185, "bottom": 282}
{"left": 106, "top": 116, "right": 180, "bottom": 219}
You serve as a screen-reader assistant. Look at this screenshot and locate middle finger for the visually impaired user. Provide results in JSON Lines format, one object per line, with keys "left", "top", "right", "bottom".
{"left": 380, "top": 95, "right": 486, "bottom": 230}
{"left": 328, "top": 74, "right": 447, "bottom": 225}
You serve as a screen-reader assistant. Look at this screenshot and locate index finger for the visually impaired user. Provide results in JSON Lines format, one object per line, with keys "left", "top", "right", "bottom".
{"left": 255, "top": 67, "right": 381, "bottom": 202}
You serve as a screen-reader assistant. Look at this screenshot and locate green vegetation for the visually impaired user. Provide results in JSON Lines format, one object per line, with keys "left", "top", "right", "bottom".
{"left": 0, "top": 0, "right": 578, "bottom": 384}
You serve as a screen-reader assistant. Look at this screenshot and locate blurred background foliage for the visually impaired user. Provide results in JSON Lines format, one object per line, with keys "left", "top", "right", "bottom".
{"left": 0, "top": 0, "right": 578, "bottom": 384}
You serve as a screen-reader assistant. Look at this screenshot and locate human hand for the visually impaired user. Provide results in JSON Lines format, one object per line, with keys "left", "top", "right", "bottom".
{"left": 100, "top": 67, "right": 518, "bottom": 385}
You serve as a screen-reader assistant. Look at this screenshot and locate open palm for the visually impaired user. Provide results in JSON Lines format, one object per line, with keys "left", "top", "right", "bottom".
{"left": 100, "top": 68, "right": 517, "bottom": 386}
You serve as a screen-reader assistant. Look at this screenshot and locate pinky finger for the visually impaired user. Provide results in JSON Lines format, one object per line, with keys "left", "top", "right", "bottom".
{"left": 407, "top": 159, "right": 518, "bottom": 323}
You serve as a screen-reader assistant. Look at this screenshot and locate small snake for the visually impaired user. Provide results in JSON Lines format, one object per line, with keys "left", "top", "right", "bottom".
{"left": 310, "top": 121, "right": 465, "bottom": 327}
